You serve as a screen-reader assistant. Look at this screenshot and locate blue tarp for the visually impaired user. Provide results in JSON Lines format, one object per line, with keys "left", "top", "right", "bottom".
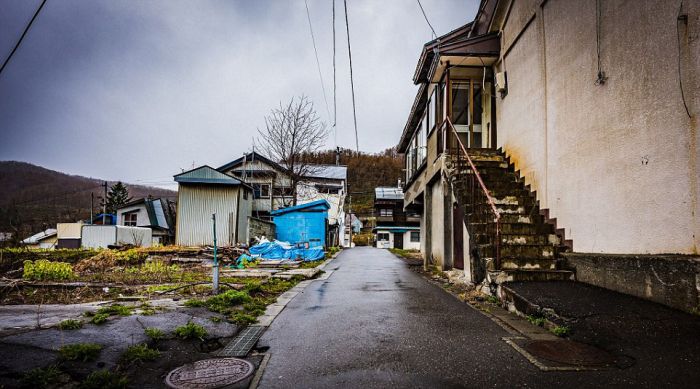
{"left": 248, "top": 240, "right": 325, "bottom": 262}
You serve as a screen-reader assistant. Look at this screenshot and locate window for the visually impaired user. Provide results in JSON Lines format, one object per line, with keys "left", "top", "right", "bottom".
{"left": 452, "top": 81, "right": 470, "bottom": 131}
{"left": 410, "top": 231, "right": 420, "bottom": 242}
{"left": 253, "top": 184, "right": 271, "bottom": 199}
{"left": 123, "top": 212, "right": 137, "bottom": 226}
{"left": 380, "top": 208, "right": 393, "bottom": 217}
{"left": 428, "top": 90, "right": 436, "bottom": 132}
{"left": 377, "top": 233, "right": 390, "bottom": 241}
{"left": 315, "top": 185, "right": 341, "bottom": 195}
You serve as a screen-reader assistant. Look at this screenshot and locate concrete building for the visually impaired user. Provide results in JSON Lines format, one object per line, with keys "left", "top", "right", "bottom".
{"left": 174, "top": 166, "right": 252, "bottom": 247}
{"left": 398, "top": 0, "right": 700, "bottom": 312}
{"left": 373, "top": 187, "right": 421, "bottom": 250}
{"left": 218, "top": 152, "right": 349, "bottom": 247}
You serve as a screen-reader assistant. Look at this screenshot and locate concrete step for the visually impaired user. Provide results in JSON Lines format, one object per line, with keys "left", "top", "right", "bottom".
{"left": 489, "top": 270, "right": 575, "bottom": 284}
{"left": 468, "top": 221, "right": 554, "bottom": 235}
{"left": 477, "top": 243, "right": 556, "bottom": 260}
{"left": 500, "top": 257, "right": 558, "bottom": 270}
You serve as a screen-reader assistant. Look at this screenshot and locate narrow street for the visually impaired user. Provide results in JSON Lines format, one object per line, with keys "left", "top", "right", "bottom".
{"left": 257, "top": 247, "right": 698, "bottom": 388}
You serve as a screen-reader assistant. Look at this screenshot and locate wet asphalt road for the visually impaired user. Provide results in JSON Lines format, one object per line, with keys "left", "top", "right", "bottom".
{"left": 257, "top": 247, "right": 696, "bottom": 388}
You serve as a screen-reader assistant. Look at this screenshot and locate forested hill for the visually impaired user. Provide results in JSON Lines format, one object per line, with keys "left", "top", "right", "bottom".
{"left": 0, "top": 161, "right": 175, "bottom": 240}
{"left": 302, "top": 148, "right": 404, "bottom": 217}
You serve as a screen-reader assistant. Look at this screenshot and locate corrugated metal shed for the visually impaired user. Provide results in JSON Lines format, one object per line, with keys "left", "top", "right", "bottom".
{"left": 175, "top": 165, "right": 246, "bottom": 186}
{"left": 174, "top": 165, "right": 252, "bottom": 246}
{"left": 375, "top": 187, "right": 404, "bottom": 200}
{"left": 81, "top": 225, "right": 152, "bottom": 248}
{"left": 272, "top": 200, "right": 330, "bottom": 248}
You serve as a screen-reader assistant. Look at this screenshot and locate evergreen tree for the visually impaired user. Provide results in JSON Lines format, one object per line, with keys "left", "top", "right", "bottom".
{"left": 105, "top": 182, "right": 132, "bottom": 214}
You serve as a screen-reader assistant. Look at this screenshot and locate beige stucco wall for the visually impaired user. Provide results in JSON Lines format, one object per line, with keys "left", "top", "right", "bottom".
{"left": 495, "top": 0, "right": 699, "bottom": 254}
{"left": 429, "top": 179, "right": 446, "bottom": 267}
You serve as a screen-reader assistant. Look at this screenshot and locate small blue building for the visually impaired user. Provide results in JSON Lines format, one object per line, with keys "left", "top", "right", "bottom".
{"left": 271, "top": 200, "right": 330, "bottom": 248}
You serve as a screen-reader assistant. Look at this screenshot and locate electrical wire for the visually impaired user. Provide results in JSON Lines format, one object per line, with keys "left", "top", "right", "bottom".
{"left": 676, "top": 0, "right": 691, "bottom": 118}
{"left": 343, "top": 0, "right": 359, "bottom": 152}
{"left": 332, "top": 0, "right": 338, "bottom": 146}
{"left": 594, "top": 0, "right": 606, "bottom": 85}
{"left": 304, "top": 0, "right": 333, "bottom": 124}
{"left": 0, "top": 0, "right": 47, "bottom": 78}
{"left": 416, "top": 0, "right": 437, "bottom": 39}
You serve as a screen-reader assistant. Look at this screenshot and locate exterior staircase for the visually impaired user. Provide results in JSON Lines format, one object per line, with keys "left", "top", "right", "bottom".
{"left": 445, "top": 146, "right": 574, "bottom": 285}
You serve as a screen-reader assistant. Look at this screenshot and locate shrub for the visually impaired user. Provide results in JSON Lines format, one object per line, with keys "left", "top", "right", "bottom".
{"left": 59, "top": 343, "right": 103, "bottom": 362}
{"left": 79, "top": 370, "right": 128, "bottom": 389}
{"left": 144, "top": 327, "right": 166, "bottom": 341}
{"left": 142, "top": 260, "right": 179, "bottom": 274}
{"left": 121, "top": 344, "right": 160, "bottom": 363}
{"left": 174, "top": 322, "right": 207, "bottom": 340}
{"left": 58, "top": 319, "right": 83, "bottom": 330}
{"left": 23, "top": 260, "right": 74, "bottom": 281}
{"left": 90, "top": 313, "right": 109, "bottom": 325}
{"left": 114, "top": 249, "right": 147, "bottom": 265}
{"left": 20, "top": 365, "right": 62, "bottom": 388}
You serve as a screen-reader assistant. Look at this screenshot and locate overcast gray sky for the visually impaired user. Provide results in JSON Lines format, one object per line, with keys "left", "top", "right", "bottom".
{"left": 0, "top": 0, "right": 477, "bottom": 189}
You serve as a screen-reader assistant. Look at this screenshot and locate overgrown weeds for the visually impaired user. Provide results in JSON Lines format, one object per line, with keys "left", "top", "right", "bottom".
{"left": 58, "top": 343, "right": 103, "bottom": 362}
{"left": 58, "top": 319, "right": 83, "bottom": 330}
{"left": 96, "top": 304, "right": 132, "bottom": 316}
{"left": 23, "top": 260, "right": 74, "bottom": 281}
{"left": 526, "top": 314, "right": 547, "bottom": 327}
{"left": 90, "top": 313, "right": 110, "bottom": 325}
{"left": 79, "top": 370, "right": 128, "bottom": 389}
{"left": 121, "top": 343, "right": 160, "bottom": 363}
{"left": 551, "top": 325, "right": 571, "bottom": 337}
{"left": 144, "top": 327, "right": 166, "bottom": 341}
{"left": 20, "top": 365, "right": 62, "bottom": 388}
{"left": 174, "top": 322, "right": 207, "bottom": 340}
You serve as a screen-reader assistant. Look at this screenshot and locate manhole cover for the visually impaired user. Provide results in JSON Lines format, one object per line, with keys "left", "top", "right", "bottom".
{"left": 523, "top": 340, "right": 615, "bottom": 367}
{"left": 165, "top": 357, "right": 255, "bottom": 389}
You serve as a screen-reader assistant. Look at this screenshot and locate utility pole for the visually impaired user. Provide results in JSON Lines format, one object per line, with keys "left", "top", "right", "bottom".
{"left": 90, "top": 192, "right": 94, "bottom": 225}
{"left": 348, "top": 194, "right": 352, "bottom": 248}
{"left": 102, "top": 181, "right": 108, "bottom": 225}
{"left": 212, "top": 213, "right": 219, "bottom": 295}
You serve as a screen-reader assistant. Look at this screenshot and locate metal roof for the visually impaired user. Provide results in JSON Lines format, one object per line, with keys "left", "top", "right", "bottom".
{"left": 306, "top": 165, "right": 347, "bottom": 180}
{"left": 375, "top": 187, "right": 404, "bottom": 200}
{"left": 174, "top": 165, "right": 245, "bottom": 186}
{"left": 22, "top": 228, "right": 57, "bottom": 244}
{"left": 270, "top": 199, "right": 331, "bottom": 216}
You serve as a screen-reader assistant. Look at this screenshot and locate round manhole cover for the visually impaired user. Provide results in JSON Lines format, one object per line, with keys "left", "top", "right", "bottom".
{"left": 165, "top": 357, "right": 255, "bottom": 389}
{"left": 523, "top": 340, "right": 616, "bottom": 367}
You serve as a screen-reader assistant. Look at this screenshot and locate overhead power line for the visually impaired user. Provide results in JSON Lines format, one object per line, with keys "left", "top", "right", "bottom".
{"left": 304, "top": 0, "right": 333, "bottom": 125}
{"left": 0, "top": 0, "right": 47, "bottom": 78}
{"left": 416, "top": 0, "right": 437, "bottom": 39}
{"left": 332, "top": 0, "right": 338, "bottom": 146}
{"left": 343, "top": 0, "right": 359, "bottom": 152}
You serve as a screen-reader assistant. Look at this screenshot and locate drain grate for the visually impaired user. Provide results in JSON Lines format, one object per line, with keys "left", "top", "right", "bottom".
{"left": 219, "top": 325, "right": 267, "bottom": 357}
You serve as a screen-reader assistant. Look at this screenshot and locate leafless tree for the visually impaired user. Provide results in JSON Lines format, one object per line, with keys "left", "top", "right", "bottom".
{"left": 257, "top": 96, "right": 329, "bottom": 205}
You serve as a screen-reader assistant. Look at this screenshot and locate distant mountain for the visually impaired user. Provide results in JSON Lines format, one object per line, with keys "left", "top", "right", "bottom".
{"left": 0, "top": 161, "right": 176, "bottom": 240}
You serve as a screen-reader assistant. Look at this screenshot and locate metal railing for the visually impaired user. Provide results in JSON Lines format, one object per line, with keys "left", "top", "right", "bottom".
{"left": 441, "top": 117, "right": 502, "bottom": 269}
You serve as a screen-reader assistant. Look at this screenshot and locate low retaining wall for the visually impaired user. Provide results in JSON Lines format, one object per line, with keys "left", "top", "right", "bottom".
{"left": 562, "top": 253, "right": 700, "bottom": 313}
{"left": 247, "top": 217, "right": 276, "bottom": 244}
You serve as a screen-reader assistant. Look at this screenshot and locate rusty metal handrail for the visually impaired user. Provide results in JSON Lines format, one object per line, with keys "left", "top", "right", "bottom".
{"left": 441, "top": 117, "right": 501, "bottom": 269}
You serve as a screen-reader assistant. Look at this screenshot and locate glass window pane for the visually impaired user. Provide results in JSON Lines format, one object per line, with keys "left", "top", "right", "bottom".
{"left": 451, "top": 81, "right": 470, "bottom": 126}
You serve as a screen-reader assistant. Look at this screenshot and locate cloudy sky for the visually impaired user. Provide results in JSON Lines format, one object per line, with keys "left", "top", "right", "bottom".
{"left": 0, "top": 0, "right": 478, "bottom": 189}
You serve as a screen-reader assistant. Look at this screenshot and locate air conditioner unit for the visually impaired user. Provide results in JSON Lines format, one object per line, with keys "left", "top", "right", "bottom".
{"left": 495, "top": 71, "right": 507, "bottom": 94}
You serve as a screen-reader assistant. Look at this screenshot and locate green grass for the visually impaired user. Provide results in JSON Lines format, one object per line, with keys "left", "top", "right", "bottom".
{"left": 230, "top": 311, "right": 257, "bottom": 325}
{"left": 203, "top": 290, "right": 252, "bottom": 313}
{"left": 184, "top": 299, "right": 206, "bottom": 307}
{"left": 485, "top": 295, "right": 500, "bottom": 304}
{"left": 121, "top": 343, "right": 160, "bottom": 363}
{"left": 90, "top": 313, "right": 110, "bottom": 325}
{"left": 79, "top": 370, "right": 128, "bottom": 389}
{"left": 209, "top": 316, "right": 223, "bottom": 323}
{"left": 526, "top": 315, "right": 547, "bottom": 327}
{"left": 58, "top": 343, "right": 103, "bottom": 362}
{"left": 551, "top": 325, "right": 571, "bottom": 337}
{"left": 58, "top": 319, "right": 83, "bottom": 330}
{"left": 96, "top": 304, "right": 132, "bottom": 316}
{"left": 174, "top": 322, "right": 207, "bottom": 340}
{"left": 144, "top": 327, "right": 166, "bottom": 341}
{"left": 20, "top": 365, "right": 62, "bottom": 388}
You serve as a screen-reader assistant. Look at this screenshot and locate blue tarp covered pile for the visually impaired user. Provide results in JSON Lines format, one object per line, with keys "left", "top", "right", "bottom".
{"left": 247, "top": 239, "right": 325, "bottom": 262}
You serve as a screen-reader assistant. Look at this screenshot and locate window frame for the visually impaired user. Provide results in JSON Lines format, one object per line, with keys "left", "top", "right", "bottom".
{"left": 410, "top": 231, "right": 420, "bottom": 242}
{"left": 123, "top": 212, "right": 138, "bottom": 227}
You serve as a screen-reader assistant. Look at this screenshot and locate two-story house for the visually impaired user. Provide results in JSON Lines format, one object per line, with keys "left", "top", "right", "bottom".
{"left": 116, "top": 197, "right": 174, "bottom": 245}
{"left": 218, "top": 152, "right": 348, "bottom": 247}
{"left": 398, "top": 0, "right": 699, "bottom": 312}
{"left": 373, "top": 186, "right": 421, "bottom": 250}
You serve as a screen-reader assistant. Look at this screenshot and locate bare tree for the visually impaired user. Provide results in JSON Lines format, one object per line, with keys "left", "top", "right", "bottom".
{"left": 257, "top": 96, "right": 329, "bottom": 205}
